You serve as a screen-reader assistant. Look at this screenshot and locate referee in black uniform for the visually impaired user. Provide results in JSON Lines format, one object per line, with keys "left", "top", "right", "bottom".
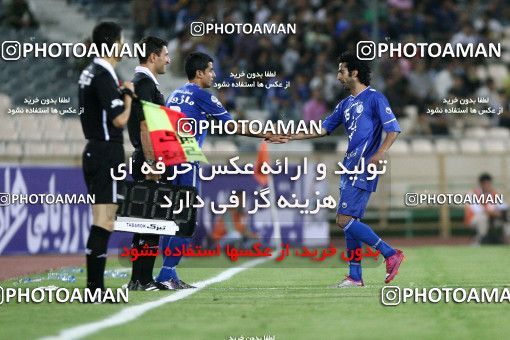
{"left": 126, "top": 36, "right": 171, "bottom": 291}
{"left": 79, "top": 22, "right": 134, "bottom": 292}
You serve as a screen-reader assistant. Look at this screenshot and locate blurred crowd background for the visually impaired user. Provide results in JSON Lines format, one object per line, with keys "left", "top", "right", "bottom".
{"left": 0, "top": 0, "right": 509, "bottom": 150}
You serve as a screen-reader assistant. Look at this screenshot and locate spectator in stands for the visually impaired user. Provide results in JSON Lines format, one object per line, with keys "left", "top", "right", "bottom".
{"left": 265, "top": 69, "right": 294, "bottom": 122}
{"left": 407, "top": 59, "right": 435, "bottom": 108}
{"left": 450, "top": 22, "right": 481, "bottom": 46}
{"left": 156, "top": 0, "right": 182, "bottom": 28}
{"left": 464, "top": 173, "right": 510, "bottom": 244}
{"left": 309, "top": 65, "right": 338, "bottom": 107}
{"left": 383, "top": 64, "right": 413, "bottom": 118}
{"left": 303, "top": 88, "right": 327, "bottom": 123}
{"left": 433, "top": 62, "right": 456, "bottom": 100}
{"left": 132, "top": 0, "right": 153, "bottom": 42}
{"left": 477, "top": 78, "right": 503, "bottom": 114}
{"left": 5, "top": 0, "right": 39, "bottom": 29}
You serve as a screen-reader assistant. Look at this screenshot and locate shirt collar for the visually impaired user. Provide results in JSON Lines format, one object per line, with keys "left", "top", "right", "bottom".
{"left": 134, "top": 65, "right": 160, "bottom": 86}
{"left": 349, "top": 86, "right": 371, "bottom": 99}
{"left": 93, "top": 57, "right": 119, "bottom": 84}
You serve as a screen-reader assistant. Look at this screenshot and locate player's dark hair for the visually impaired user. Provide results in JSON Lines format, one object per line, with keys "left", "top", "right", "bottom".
{"left": 138, "top": 36, "right": 168, "bottom": 64}
{"left": 339, "top": 51, "right": 371, "bottom": 86}
{"left": 92, "top": 21, "right": 122, "bottom": 50}
{"left": 479, "top": 173, "right": 492, "bottom": 183}
{"left": 185, "top": 52, "right": 213, "bottom": 80}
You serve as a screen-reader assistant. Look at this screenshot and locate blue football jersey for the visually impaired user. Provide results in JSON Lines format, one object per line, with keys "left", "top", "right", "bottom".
{"left": 321, "top": 86, "right": 401, "bottom": 192}
{"left": 166, "top": 83, "right": 234, "bottom": 147}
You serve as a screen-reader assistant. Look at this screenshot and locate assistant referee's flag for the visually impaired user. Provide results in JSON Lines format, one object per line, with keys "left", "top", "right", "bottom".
{"left": 141, "top": 100, "right": 208, "bottom": 166}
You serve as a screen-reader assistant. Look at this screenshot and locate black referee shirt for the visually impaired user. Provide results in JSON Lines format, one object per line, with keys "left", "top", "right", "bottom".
{"left": 79, "top": 58, "right": 125, "bottom": 143}
{"left": 128, "top": 66, "right": 165, "bottom": 149}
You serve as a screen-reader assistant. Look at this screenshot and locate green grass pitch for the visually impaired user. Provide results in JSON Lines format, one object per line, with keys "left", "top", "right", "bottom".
{"left": 1, "top": 246, "right": 509, "bottom": 339}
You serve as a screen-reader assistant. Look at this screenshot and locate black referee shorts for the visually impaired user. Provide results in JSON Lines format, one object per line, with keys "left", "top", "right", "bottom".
{"left": 82, "top": 140, "right": 124, "bottom": 204}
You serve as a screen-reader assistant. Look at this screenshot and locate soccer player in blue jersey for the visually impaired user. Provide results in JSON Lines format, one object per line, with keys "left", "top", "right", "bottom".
{"left": 156, "top": 52, "right": 287, "bottom": 289}
{"left": 288, "top": 52, "right": 404, "bottom": 287}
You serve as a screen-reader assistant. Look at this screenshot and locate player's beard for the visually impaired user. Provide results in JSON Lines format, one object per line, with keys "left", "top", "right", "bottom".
{"left": 340, "top": 81, "right": 350, "bottom": 91}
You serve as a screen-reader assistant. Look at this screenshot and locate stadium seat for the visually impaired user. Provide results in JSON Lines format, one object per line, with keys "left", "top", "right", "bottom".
{"left": 464, "top": 127, "right": 487, "bottom": 138}
{"left": 410, "top": 139, "right": 435, "bottom": 153}
{"left": 0, "top": 94, "right": 11, "bottom": 115}
{"left": 0, "top": 119, "right": 18, "bottom": 134}
{"left": 17, "top": 116, "right": 46, "bottom": 140}
{"left": 48, "top": 143, "right": 73, "bottom": 156}
{"left": 24, "top": 142, "right": 48, "bottom": 157}
{"left": 71, "top": 141, "right": 86, "bottom": 156}
{"left": 403, "top": 105, "right": 418, "bottom": 120}
{"left": 63, "top": 119, "right": 84, "bottom": 141}
{"left": 42, "top": 118, "right": 66, "bottom": 141}
{"left": 388, "top": 139, "right": 409, "bottom": 154}
{"left": 397, "top": 118, "right": 413, "bottom": 136}
{"left": 483, "top": 139, "right": 508, "bottom": 153}
{"left": 435, "top": 138, "right": 458, "bottom": 154}
{"left": 487, "top": 127, "right": 510, "bottom": 138}
{"left": 5, "top": 143, "right": 22, "bottom": 157}
{"left": 459, "top": 139, "right": 482, "bottom": 153}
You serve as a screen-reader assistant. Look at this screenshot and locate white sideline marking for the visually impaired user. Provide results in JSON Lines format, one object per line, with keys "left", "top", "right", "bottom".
{"left": 41, "top": 257, "right": 270, "bottom": 340}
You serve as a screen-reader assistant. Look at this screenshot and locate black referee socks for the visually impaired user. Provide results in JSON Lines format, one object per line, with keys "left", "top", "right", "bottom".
{"left": 130, "top": 233, "right": 142, "bottom": 283}
{"left": 85, "top": 225, "right": 112, "bottom": 290}
{"left": 130, "top": 233, "right": 160, "bottom": 285}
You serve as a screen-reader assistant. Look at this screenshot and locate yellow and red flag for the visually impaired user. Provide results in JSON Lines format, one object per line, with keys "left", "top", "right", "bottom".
{"left": 141, "top": 100, "right": 208, "bottom": 166}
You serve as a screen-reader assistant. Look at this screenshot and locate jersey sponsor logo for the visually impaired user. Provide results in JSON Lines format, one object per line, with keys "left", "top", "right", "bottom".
{"left": 210, "top": 95, "right": 223, "bottom": 108}
{"left": 110, "top": 99, "right": 123, "bottom": 109}
{"left": 345, "top": 149, "right": 357, "bottom": 159}
{"left": 346, "top": 101, "right": 364, "bottom": 141}
{"left": 385, "top": 107, "right": 392, "bottom": 114}
{"left": 168, "top": 94, "right": 195, "bottom": 106}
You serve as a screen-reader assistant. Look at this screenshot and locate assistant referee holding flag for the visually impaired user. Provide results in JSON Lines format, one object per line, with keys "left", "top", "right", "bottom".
{"left": 79, "top": 22, "right": 134, "bottom": 291}
{"left": 126, "top": 36, "right": 171, "bottom": 291}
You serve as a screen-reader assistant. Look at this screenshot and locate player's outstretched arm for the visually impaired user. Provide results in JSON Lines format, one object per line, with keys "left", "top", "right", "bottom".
{"left": 289, "top": 128, "right": 328, "bottom": 141}
{"left": 264, "top": 128, "right": 327, "bottom": 143}
{"left": 368, "top": 131, "right": 399, "bottom": 165}
{"left": 228, "top": 121, "right": 291, "bottom": 143}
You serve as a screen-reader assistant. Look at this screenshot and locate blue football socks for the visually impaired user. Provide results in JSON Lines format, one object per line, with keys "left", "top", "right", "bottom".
{"left": 344, "top": 219, "right": 396, "bottom": 258}
{"left": 156, "top": 236, "right": 189, "bottom": 282}
{"left": 345, "top": 233, "right": 362, "bottom": 281}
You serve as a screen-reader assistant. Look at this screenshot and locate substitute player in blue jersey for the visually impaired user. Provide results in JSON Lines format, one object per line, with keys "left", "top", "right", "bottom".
{"left": 287, "top": 52, "right": 404, "bottom": 287}
{"left": 156, "top": 52, "right": 287, "bottom": 289}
